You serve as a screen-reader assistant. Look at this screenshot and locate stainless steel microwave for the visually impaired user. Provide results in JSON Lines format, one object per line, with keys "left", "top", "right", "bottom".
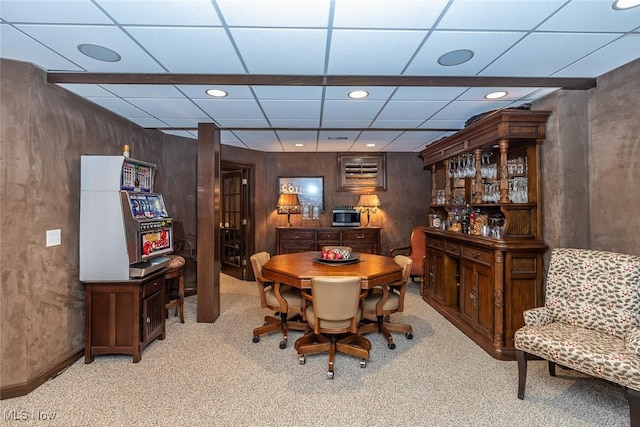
{"left": 332, "top": 209, "right": 361, "bottom": 227}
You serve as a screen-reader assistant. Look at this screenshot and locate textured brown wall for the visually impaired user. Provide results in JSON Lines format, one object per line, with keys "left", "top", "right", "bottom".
{"left": 0, "top": 59, "right": 195, "bottom": 391}
{"left": 534, "top": 57, "right": 640, "bottom": 257}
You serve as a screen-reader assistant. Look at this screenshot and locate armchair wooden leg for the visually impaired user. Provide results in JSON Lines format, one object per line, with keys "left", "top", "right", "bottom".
{"left": 627, "top": 388, "right": 640, "bottom": 427}
{"left": 548, "top": 361, "right": 556, "bottom": 377}
{"left": 516, "top": 349, "right": 528, "bottom": 400}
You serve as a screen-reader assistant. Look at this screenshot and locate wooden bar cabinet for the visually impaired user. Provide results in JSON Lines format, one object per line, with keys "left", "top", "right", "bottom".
{"left": 419, "top": 109, "right": 550, "bottom": 360}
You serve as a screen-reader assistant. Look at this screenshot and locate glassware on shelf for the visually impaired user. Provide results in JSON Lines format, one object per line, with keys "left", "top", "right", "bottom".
{"left": 509, "top": 177, "right": 528, "bottom": 203}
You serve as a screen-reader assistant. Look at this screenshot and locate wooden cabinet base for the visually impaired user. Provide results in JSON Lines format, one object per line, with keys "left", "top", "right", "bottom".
{"left": 83, "top": 270, "right": 166, "bottom": 363}
{"left": 276, "top": 227, "right": 380, "bottom": 255}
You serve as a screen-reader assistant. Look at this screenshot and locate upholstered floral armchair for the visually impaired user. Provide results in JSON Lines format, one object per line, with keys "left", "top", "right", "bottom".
{"left": 514, "top": 248, "right": 640, "bottom": 427}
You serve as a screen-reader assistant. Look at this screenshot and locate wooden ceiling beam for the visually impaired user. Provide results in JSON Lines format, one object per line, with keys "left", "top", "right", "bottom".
{"left": 47, "top": 72, "right": 596, "bottom": 90}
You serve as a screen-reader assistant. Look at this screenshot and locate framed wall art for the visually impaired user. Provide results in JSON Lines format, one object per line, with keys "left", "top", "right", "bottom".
{"left": 277, "top": 176, "right": 324, "bottom": 213}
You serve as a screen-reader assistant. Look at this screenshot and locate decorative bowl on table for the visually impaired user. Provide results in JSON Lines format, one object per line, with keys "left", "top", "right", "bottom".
{"left": 320, "top": 246, "right": 352, "bottom": 261}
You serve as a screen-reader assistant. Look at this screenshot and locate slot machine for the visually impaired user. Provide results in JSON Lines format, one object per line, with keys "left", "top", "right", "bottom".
{"left": 79, "top": 155, "right": 173, "bottom": 281}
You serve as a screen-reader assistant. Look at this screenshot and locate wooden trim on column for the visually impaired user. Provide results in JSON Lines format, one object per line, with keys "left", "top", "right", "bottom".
{"left": 197, "top": 123, "right": 221, "bottom": 323}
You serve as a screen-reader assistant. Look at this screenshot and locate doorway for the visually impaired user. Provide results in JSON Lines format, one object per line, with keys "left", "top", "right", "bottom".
{"left": 220, "top": 162, "right": 255, "bottom": 281}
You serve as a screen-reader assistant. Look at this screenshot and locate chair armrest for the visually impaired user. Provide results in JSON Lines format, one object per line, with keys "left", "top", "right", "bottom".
{"left": 522, "top": 307, "right": 553, "bottom": 326}
{"left": 389, "top": 245, "right": 411, "bottom": 257}
{"left": 625, "top": 327, "right": 640, "bottom": 356}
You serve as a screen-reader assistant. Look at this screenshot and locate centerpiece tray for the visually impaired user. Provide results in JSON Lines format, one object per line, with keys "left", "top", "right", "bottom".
{"left": 312, "top": 253, "right": 361, "bottom": 266}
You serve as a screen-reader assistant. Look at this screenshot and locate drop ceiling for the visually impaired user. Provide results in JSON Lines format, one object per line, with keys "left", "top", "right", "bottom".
{"left": 1, "top": 0, "right": 639, "bottom": 152}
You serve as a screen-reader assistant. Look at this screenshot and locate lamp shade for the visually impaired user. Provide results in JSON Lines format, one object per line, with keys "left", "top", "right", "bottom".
{"left": 357, "top": 194, "right": 380, "bottom": 208}
{"left": 277, "top": 193, "right": 301, "bottom": 208}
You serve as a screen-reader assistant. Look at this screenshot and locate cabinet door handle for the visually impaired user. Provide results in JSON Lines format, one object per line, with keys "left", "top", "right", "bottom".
{"left": 146, "top": 317, "right": 151, "bottom": 324}
{"left": 356, "top": 234, "right": 365, "bottom": 239}
{"left": 471, "top": 251, "right": 479, "bottom": 258}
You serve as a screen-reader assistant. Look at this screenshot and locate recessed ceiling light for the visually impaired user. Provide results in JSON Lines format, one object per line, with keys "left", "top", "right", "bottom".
{"left": 437, "top": 49, "right": 474, "bottom": 66}
{"left": 366, "top": 143, "right": 376, "bottom": 147}
{"left": 205, "top": 89, "right": 228, "bottom": 97}
{"left": 485, "top": 91, "right": 508, "bottom": 100}
{"left": 294, "top": 143, "right": 304, "bottom": 147}
{"left": 348, "top": 90, "right": 369, "bottom": 99}
{"left": 612, "top": 0, "right": 640, "bottom": 10}
{"left": 77, "top": 44, "right": 121, "bottom": 62}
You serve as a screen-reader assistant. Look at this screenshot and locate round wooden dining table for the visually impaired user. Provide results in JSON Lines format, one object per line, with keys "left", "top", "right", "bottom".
{"left": 262, "top": 251, "right": 403, "bottom": 290}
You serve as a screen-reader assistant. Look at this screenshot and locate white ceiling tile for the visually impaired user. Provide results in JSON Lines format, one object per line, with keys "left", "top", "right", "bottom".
{"left": 380, "top": 139, "right": 424, "bottom": 152}
{"left": 554, "top": 34, "right": 640, "bottom": 78}
{"left": 15, "top": 24, "right": 165, "bottom": 72}
{"left": 316, "top": 141, "right": 355, "bottom": 152}
{"left": 161, "top": 119, "right": 210, "bottom": 128}
{"left": 392, "top": 87, "right": 467, "bottom": 101}
{"left": 357, "top": 130, "right": 403, "bottom": 143}
{"left": 245, "top": 140, "right": 284, "bottom": 152}
{"left": 328, "top": 29, "right": 427, "bottom": 75}
{"left": 371, "top": 119, "right": 427, "bottom": 128}
{"left": 481, "top": 32, "right": 621, "bottom": 77}
{"left": 261, "top": 100, "right": 321, "bottom": 119}
{"left": 216, "top": 0, "right": 331, "bottom": 27}
{"left": 125, "top": 98, "right": 209, "bottom": 119}
{"left": 100, "top": 84, "right": 186, "bottom": 98}
{"left": 419, "top": 120, "right": 465, "bottom": 131}
{"left": 129, "top": 117, "right": 170, "bottom": 128}
{"left": 0, "top": 24, "right": 83, "bottom": 71}
{"left": 319, "top": 130, "right": 360, "bottom": 142}
{"left": 322, "top": 99, "right": 386, "bottom": 120}
{"left": 438, "top": 0, "right": 565, "bottom": 31}
{"left": 59, "top": 83, "right": 113, "bottom": 97}
{"left": 539, "top": 1, "right": 640, "bottom": 32}
{"left": 270, "top": 119, "right": 321, "bottom": 128}
{"left": 124, "top": 27, "right": 244, "bottom": 73}
{"left": 0, "top": 0, "right": 111, "bottom": 24}
{"left": 96, "top": 0, "right": 221, "bottom": 25}
{"left": 87, "top": 97, "right": 152, "bottom": 118}
{"left": 406, "top": 31, "right": 527, "bottom": 76}
{"left": 377, "top": 100, "right": 449, "bottom": 121}
{"left": 395, "top": 130, "right": 449, "bottom": 143}
{"left": 216, "top": 118, "right": 270, "bottom": 128}
{"left": 431, "top": 101, "right": 512, "bottom": 121}
{"left": 194, "top": 98, "right": 265, "bottom": 120}
{"left": 230, "top": 28, "right": 327, "bottom": 74}
{"left": 277, "top": 131, "right": 319, "bottom": 142}
{"left": 321, "top": 119, "right": 375, "bottom": 128}
{"left": 333, "top": 0, "right": 448, "bottom": 28}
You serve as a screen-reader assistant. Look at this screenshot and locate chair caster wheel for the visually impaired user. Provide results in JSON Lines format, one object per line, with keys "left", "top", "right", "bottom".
{"left": 406, "top": 332, "right": 413, "bottom": 339}
{"left": 360, "top": 360, "right": 367, "bottom": 368}
{"left": 279, "top": 341, "right": 287, "bottom": 349}
{"left": 388, "top": 342, "right": 396, "bottom": 350}
{"left": 327, "top": 371, "right": 334, "bottom": 379}
{"left": 252, "top": 336, "right": 260, "bottom": 343}
{"left": 299, "top": 355, "right": 306, "bottom": 365}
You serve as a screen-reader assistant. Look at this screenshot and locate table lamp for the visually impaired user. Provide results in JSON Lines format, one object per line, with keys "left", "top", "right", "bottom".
{"left": 357, "top": 194, "right": 380, "bottom": 227}
{"left": 277, "top": 193, "right": 301, "bottom": 227}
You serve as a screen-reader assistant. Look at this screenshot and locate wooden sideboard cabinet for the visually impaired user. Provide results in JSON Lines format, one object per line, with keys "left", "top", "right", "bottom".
{"left": 83, "top": 269, "right": 166, "bottom": 363}
{"left": 276, "top": 227, "right": 380, "bottom": 255}
{"left": 419, "top": 110, "right": 550, "bottom": 360}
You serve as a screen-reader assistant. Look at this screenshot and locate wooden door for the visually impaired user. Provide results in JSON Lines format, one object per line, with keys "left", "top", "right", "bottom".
{"left": 221, "top": 170, "right": 247, "bottom": 280}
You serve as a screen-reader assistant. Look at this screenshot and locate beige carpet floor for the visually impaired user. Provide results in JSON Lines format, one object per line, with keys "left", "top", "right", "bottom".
{"left": 0, "top": 274, "right": 629, "bottom": 426}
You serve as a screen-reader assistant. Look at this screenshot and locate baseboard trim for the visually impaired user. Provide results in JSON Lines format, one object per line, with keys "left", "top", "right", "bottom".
{"left": 1, "top": 349, "right": 83, "bottom": 400}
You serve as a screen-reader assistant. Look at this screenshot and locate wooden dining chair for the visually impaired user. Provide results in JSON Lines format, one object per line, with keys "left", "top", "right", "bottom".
{"left": 359, "top": 254, "right": 414, "bottom": 349}
{"left": 250, "top": 252, "right": 307, "bottom": 349}
{"left": 294, "top": 276, "right": 371, "bottom": 379}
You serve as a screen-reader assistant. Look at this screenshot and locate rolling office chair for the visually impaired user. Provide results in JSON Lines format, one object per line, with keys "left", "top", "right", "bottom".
{"left": 294, "top": 276, "right": 371, "bottom": 379}
{"left": 359, "top": 255, "right": 414, "bottom": 349}
{"left": 250, "top": 252, "right": 307, "bottom": 349}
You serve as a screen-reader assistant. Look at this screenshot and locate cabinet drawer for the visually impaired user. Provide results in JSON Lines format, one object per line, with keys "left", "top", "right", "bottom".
{"left": 142, "top": 278, "right": 164, "bottom": 298}
{"left": 445, "top": 241, "right": 460, "bottom": 256}
{"left": 317, "top": 230, "right": 340, "bottom": 242}
{"left": 427, "top": 237, "right": 444, "bottom": 250}
{"left": 462, "top": 246, "right": 493, "bottom": 265}
{"left": 342, "top": 229, "right": 378, "bottom": 242}
{"left": 279, "top": 230, "right": 315, "bottom": 241}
